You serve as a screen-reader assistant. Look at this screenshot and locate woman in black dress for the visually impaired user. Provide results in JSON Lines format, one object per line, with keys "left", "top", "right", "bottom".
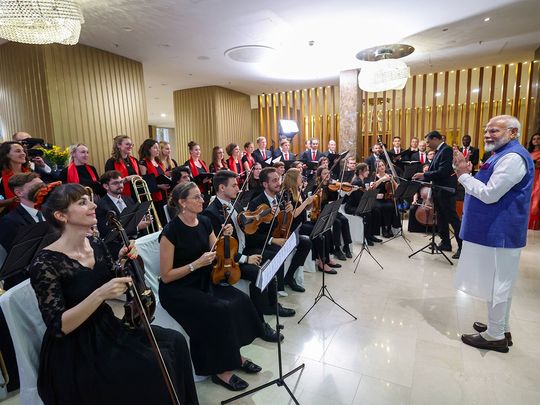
{"left": 372, "top": 160, "right": 400, "bottom": 238}
{"left": 28, "top": 183, "right": 198, "bottom": 405}
{"left": 60, "top": 144, "right": 101, "bottom": 195}
{"left": 159, "top": 182, "right": 264, "bottom": 392}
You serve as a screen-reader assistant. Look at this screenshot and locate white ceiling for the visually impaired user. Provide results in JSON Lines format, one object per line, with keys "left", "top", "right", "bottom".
{"left": 4, "top": 0, "right": 540, "bottom": 127}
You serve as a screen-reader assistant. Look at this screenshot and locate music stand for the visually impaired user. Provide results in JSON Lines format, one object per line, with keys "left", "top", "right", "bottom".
{"left": 297, "top": 198, "right": 357, "bottom": 324}
{"left": 222, "top": 231, "right": 304, "bottom": 405}
{"left": 353, "top": 189, "right": 383, "bottom": 272}
{"left": 408, "top": 182, "right": 454, "bottom": 265}
{"left": 0, "top": 222, "right": 58, "bottom": 282}
{"left": 103, "top": 201, "right": 151, "bottom": 243}
{"left": 381, "top": 179, "right": 419, "bottom": 250}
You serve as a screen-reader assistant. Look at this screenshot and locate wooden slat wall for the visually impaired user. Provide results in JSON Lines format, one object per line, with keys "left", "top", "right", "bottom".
{"left": 174, "top": 86, "right": 252, "bottom": 162}
{"left": 43, "top": 44, "right": 148, "bottom": 170}
{"left": 0, "top": 43, "right": 53, "bottom": 142}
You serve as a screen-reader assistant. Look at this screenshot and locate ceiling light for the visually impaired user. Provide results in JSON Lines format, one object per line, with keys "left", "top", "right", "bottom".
{"left": 224, "top": 45, "right": 276, "bottom": 63}
{"left": 122, "top": 26, "right": 133, "bottom": 32}
{"left": 472, "top": 88, "right": 480, "bottom": 93}
{"left": 435, "top": 92, "right": 442, "bottom": 97}
{"left": 0, "top": 0, "right": 84, "bottom": 45}
{"left": 484, "top": 17, "right": 490, "bottom": 22}
{"left": 160, "top": 113, "right": 167, "bottom": 118}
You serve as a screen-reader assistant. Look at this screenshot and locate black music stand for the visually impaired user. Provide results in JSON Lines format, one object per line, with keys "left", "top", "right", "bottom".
{"left": 408, "top": 182, "right": 454, "bottom": 265}
{"left": 103, "top": 201, "right": 151, "bottom": 243}
{"left": 353, "top": 189, "right": 383, "bottom": 272}
{"left": 222, "top": 231, "right": 304, "bottom": 405}
{"left": 298, "top": 198, "right": 357, "bottom": 324}
{"left": 381, "top": 179, "right": 419, "bottom": 251}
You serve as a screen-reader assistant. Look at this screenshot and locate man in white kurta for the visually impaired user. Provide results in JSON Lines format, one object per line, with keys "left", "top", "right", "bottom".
{"left": 453, "top": 115, "right": 534, "bottom": 353}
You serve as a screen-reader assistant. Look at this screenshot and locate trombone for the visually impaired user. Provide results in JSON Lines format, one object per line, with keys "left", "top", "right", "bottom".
{"left": 130, "top": 176, "right": 162, "bottom": 234}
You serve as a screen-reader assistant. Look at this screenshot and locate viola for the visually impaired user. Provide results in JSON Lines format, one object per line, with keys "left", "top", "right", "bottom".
{"left": 328, "top": 181, "right": 359, "bottom": 193}
{"left": 212, "top": 206, "right": 241, "bottom": 285}
{"left": 414, "top": 186, "right": 434, "bottom": 225}
{"left": 237, "top": 203, "right": 274, "bottom": 234}
{"left": 272, "top": 190, "right": 294, "bottom": 239}
{"left": 309, "top": 189, "right": 322, "bottom": 221}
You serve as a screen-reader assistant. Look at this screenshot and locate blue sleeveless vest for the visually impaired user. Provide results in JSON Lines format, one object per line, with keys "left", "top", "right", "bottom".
{"left": 459, "top": 140, "right": 533, "bottom": 248}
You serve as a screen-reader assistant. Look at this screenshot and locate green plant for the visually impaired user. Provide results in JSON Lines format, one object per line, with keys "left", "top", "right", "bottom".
{"left": 38, "top": 145, "right": 70, "bottom": 167}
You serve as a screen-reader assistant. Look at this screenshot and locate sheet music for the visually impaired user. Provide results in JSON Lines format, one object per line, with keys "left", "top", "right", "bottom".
{"left": 255, "top": 231, "right": 297, "bottom": 291}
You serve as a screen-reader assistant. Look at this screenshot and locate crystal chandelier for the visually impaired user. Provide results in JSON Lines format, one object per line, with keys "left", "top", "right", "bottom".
{"left": 0, "top": 0, "right": 84, "bottom": 45}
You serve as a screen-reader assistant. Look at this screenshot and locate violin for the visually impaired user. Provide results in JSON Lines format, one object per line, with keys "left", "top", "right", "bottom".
{"left": 328, "top": 181, "right": 359, "bottom": 193}
{"left": 272, "top": 190, "right": 294, "bottom": 239}
{"left": 237, "top": 204, "right": 274, "bottom": 234}
{"left": 309, "top": 189, "right": 322, "bottom": 221}
{"left": 414, "top": 186, "right": 434, "bottom": 225}
{"left": 211, "top": 206, "right": 241, "bottom": 285}
{"left": 106, "top": 211, "right": 181, "bottom": 405}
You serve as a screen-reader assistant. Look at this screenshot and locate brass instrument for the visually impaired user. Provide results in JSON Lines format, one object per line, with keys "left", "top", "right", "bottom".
{"left": 130, "top": 175, "right": 162, "bottom": 233}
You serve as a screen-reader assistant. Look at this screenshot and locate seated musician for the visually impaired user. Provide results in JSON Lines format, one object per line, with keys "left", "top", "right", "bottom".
{"left": 202, "top": 170, "right": 294, "bottom": 338}
{"left": 342, "top": 157, "right": 356, "bottom": 183}
{"left": 28, "top": 183, "right": 198, "bottom": 404}
{"left": 244, "top": 167, "right": 312, "bottom": 294}
{"left": 283, "top": 168, "right": 341, "bottom": 274}
{"left": 314, "top": 166, "right": 353, "bottom": 260}
{"left": 160, "top": 182, "right": 264, "bottom": 392}
{"left": 372, "top": 160, "right": 401, "bottom": 238}
{"left": 344, "top": 163, "right": 382, "bottom": 245}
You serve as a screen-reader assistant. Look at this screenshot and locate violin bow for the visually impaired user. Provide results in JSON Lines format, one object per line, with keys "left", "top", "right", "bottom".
{"left": 377, "top": 135, "right": 400, "bottom": 215}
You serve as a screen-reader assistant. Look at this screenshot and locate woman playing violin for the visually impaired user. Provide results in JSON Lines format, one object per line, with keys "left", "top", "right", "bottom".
{"left": 159, "top": 182, "right": 264, "bottom": 392}
{"left": 372, "top": 160, "right": 401, "bottom": 238}
{"left": 28, "top": 183, "right": 198, "bottom": 405}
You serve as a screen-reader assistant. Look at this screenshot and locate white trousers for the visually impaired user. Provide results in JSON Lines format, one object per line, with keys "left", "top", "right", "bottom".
{"left": 487, "top": 297, "right": 512, "bottom": 340}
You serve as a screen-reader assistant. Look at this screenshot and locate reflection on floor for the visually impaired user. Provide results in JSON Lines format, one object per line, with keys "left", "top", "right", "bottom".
{"left": 3, "top": 227, "right": 540, "bottom": 404}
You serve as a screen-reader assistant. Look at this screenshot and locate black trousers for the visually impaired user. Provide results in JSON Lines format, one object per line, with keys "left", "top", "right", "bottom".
{"left": 375, "top": 200, "right": 400, "bottom": 230}
{"left": 299, "top": 222, "right": 333, "bottom": 263}
{"left": 332, "top": 212, "right": 352, "bottom": 250}
{"left": 0, "top": 308, "right": 19, "bottom": 392}
{"left": 434, "top": 191, "right": 462, "bottom": 248}
{"left": 240, "top": 262, "right": 276, "bottom": 322}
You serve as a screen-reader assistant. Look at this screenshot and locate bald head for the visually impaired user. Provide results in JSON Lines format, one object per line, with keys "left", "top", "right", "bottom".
{"left": 12, "top": 132, "right": 32, "bottom": 141}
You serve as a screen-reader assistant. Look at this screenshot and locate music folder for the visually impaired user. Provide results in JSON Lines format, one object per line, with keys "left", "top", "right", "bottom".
{"left": 104, "top": 201, "right": 151, "bottom": 243}
{"left": 193, "top": 173, "right": 214, "bottom": 184}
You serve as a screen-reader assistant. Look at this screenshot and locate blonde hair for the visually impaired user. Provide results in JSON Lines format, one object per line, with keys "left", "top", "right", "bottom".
{"left": 111, "top": 135, "right": 131, "bottom": 161}
{"left": 159, "top": 141, "right": 174, "bottom": 170}
{"left": 69, "top": 143, "right": 87, "bottom": 163}
{"left": 283, "top": 168, "right": 301, "bottom": 202}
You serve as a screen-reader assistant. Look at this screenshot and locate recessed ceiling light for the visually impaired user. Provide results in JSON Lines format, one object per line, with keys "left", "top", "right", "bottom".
{"left": 160, "top": 113, "right": 167, "bottom": 117}
{"left": 158, "top": 44, "right": 170, "bottom": 48}
{"left": 472, "top": 88, "right": 480, "bottom": 93}
{"left": 224, "top": 45, "right": 276, "bottom": 63}
{"left": 197, "top": 56, "right": 210, "bottom": 60}
{"left": 484, "top": 17, "right": 490, "bottom": 22}
{"left": 122, "top": 26, "right": 133, "bottom": 32}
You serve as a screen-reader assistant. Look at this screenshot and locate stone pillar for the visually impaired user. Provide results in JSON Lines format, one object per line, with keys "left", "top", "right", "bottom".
{"left": 339, "top": 69, "right": 360, "bottom": 159}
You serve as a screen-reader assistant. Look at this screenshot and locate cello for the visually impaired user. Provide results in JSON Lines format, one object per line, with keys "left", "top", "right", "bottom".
{"left": 106, "top": 211, "right": 181, "bottom": 405}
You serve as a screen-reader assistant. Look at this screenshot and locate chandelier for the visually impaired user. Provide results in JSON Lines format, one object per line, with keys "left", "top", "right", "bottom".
{"left": 356, "top": 44, "right": 414, "bottom": 93}
{"left": 0, "top": 0, "right": 84, "bottom": 45}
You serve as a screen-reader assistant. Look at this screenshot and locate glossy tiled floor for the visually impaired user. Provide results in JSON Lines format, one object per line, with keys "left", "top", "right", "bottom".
{"left": 3, "top": 227, "right": 539, "bottom": 405}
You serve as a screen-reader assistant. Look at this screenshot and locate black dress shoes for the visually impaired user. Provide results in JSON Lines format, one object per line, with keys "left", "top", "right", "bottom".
{"left": 461, "top": 333, "right": 509, "bottom": 353}
{"left": 286, "top": 279, "right": 305, "bottom": 292}
{"left": 239, "top": 359, "right": 262, "bottom": 374}
{"left": 334, "top": 248, "right": 346, "bottom": 261}
{"left": 437, "top": 243, "right": 452, "bottom": 252}
{"left": 473, "top": 322, "right": 513, "bottom": 346}
{"left": 370, "top": 236, "right": 383, "bottom": 243}
{"left": 261, "top": 322, "right": 284, "bottom": 342}
{"left": 327, "top": 262, "right": 342, "bottom": 268}
{"left": 343, "top": 245, "right": 353, "bottom": 259}
{"left": 278, "top": 304, "right": 296, "bottom": 317}
{"left": 366, "top": 239, "right": 374, "bottom": 246}
{"left": 452, "top": 248, "right": 461, "bottom": 259}
{"left": 211, "top": 374, "right": 249, "bottom": 391}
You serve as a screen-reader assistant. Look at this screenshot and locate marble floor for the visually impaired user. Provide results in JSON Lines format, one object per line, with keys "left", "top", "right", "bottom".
{"left": 3, "top": 226, "right": 540, "bottom": 405}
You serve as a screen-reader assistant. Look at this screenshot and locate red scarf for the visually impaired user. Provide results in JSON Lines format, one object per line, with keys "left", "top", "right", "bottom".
{"left": 144, "top": 158, "right": 164, "bottom": 202}
{"left": 67, "top": 162, "right": 97, "bottom": 184}
{"left": 113, "top": 156, "right": 140, "bottom": 196}
{"left": 189, "top": 158, "right": 209, "bottom": 193}
{"left": 1, "top": 167, "right": 30, "bottom": 200}
{"left": 227, "top": 156, "right": 240, "bottom": 173}
{"left": 244, "top": 154, "right": 254, "bottom": 169}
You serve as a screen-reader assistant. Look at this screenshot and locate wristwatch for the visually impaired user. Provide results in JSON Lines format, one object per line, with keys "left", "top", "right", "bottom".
{"left": 188, "top": 263, "right": 195, "bottom": 272}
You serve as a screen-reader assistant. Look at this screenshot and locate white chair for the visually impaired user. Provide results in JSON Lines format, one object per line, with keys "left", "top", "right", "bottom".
{"left": 135, "top": 233, "right": 209, "bottom": 381}
{"left": 339, "top": 206, "right": 364, "bottom": 244}
{"left": 0, "top": 280, "right": 45, "bottom": 405}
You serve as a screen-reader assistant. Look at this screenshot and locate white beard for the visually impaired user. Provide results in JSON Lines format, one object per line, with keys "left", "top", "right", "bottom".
{"left": 484, "top": 137, "right": 510, "bottom": 152}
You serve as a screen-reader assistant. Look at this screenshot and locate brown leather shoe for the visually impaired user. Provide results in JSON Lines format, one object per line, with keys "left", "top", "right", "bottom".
{"left": 473, "top": 322, "right": 513, "bottom": 346}
{"left": 461, "top": 333, "right": 509, "bottom": 353}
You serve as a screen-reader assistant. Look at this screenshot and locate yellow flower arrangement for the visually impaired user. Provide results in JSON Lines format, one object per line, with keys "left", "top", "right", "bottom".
{"left": 38, "top": 145, "right": 70, "bottom": 167}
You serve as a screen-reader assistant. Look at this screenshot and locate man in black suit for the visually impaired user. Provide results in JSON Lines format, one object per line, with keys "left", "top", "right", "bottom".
{"left": 252, "top": 136, "right": 272, "bottom": 166}
{"left": 0, "top": 172, "right": 44, "bottom": 254}
{"left": 300, "top": 138, "right": 324, "bottom": 180}
{"left": 244, "top": 167, "right": 312, "bottom": 294}
{"left": 387, "top": 136, "right": 405, "bottom": 170}
{"left": 273, "top": 138, "right": 296, "bottom": 162}
{"left": 202, "top": 171, "right": 294, "bottom": 342}
{"left": 96, "top": 170, "right": 151, "bottom": 254}
{"left": 459, "top": 134, "right": 480, "bottom": 171}
{"left": 411, "top": 140, "right": 429, "bottom": 165}
{"left": 364, "top": 143, "right": 383, "bottom": 174}
{"left": 412, "top": 131, "right": 462, "bottom": 258}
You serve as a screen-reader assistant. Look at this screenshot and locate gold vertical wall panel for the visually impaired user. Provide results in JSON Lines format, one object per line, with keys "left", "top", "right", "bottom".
{"left": 431, "top": 73, "right": 438, "bottom": 130}
{"left": 421, "top": 75, "right": 427, "bottom": 137}
{"left": 0, "top": 43, "right": 53, "bottom": 142}
{"left": 453, "top": 70, "right": 461, "bottom": 137}
{"left": 174, "top": 86, "right": 251, "bottom": 162}
{"left": 474, "top": 67, "right": 485, "bottom": 145}
{"left": 512, "top": 63, "right": 522, "bottom": 117}
{"left": 258, "top": 95, "right": 264, "bottom": 136}
{"left": 410, "top": 77, "right": 416, "bottom": 138}
{"left": 488, "top": 66, "right": 497, "bottom": 118}
{"left": 442, "top": 72, "right": 449, "bottom": 133}
{"left": 524, "top": 62, "right": 535, "bottom": 137}
{"left": 265, "top": 94, "right": 271, "bottom": 138}
{"left": 501, "top": 64, "right": 509, "bottom": 115}
{"left": 391, "top": 90, "right": 397, "bottom": 137}
{"left": 464, "top": 69, "right": 472, "bottom": 135}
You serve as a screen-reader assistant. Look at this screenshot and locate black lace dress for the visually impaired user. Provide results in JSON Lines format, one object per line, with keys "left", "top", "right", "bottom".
{"left": 29, "top": 237, "right": 199, "bottom": 405}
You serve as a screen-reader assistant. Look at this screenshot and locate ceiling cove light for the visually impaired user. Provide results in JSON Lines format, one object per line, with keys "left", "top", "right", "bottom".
{"left": 0, "top": 0, "right": 84, "bottom": 45}
{"left": 356, "top": 44, "right": 414, "bottom": 92}
{"left": 224, "top": 45, "right": 276, "bottom": 63}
